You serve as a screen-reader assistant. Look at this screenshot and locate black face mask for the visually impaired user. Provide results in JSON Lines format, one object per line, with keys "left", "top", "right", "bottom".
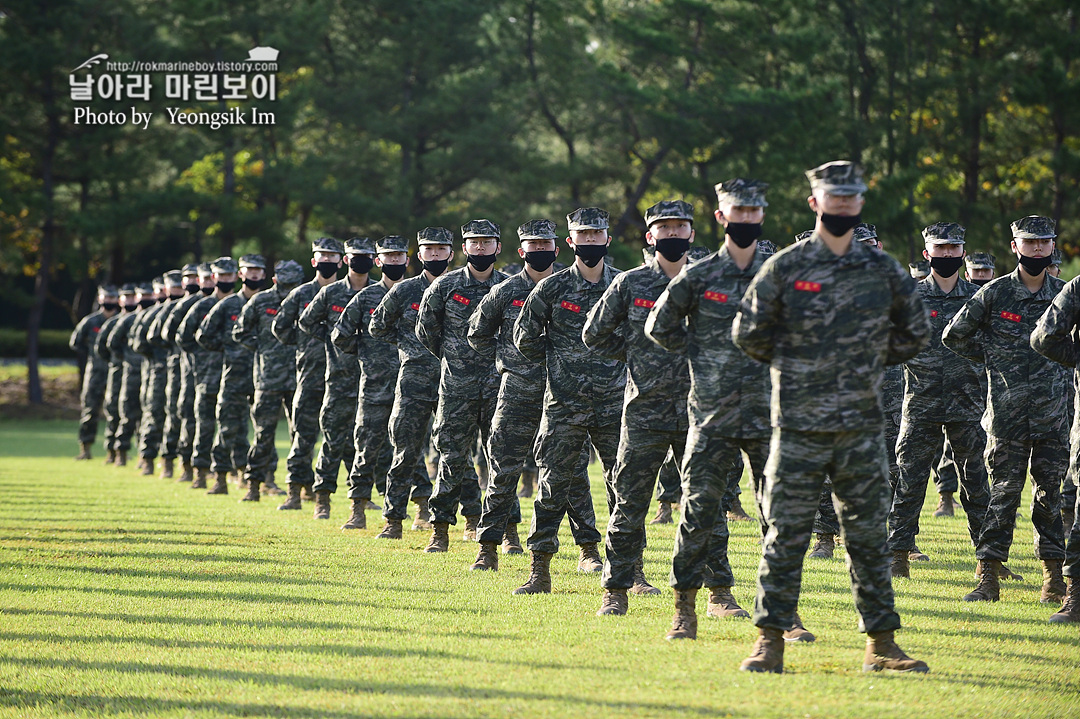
{"left": 122, "top": 302, "right": 137, "bottom": 311}
{"left": 820, "top": 213, "right": 862, "bottom": 237}
{"left": 929, "top": 256, "right": 965, "bottom": 279}
{"left": 725, "top": 222, "right": 763, "bottom": 249}
{"left": 1018, "top": 253, "right": 1054, "bottom": 275}
{"left": 138, "top": 298, "right": 155, "bottom": 308}
{"left": 970, "top": 278, "right": 991, "bottom": 287}
{"left": 200, "top": 286, "right": 214, "bottom": 296}
{"left": 422, "top": 259, "right": 450, "bottom": 277}
{"left": 349, "top": 255, "right": 374, "bottom": 274}
{"left": 217, "top": 281, "right": 236, "bottom": 294}
{"left": 316, "top": 261, "right": 339, "bottom": 279}
{"left": 185, "top": 283, "right": 199, "bottom": 295}
{"left": 574, "top": 244, "right": 608, "bottom": 268}
{"left": 655, "top": 237, "right": 691, "bottom": 262}
{"left": 466, "top": 253, "right": 498, "bottom": 272}
{"left": 523, "top": 250, "right": 557, "bottom": 272}
{"left": 243, "top": 278, "right": 264, "bottom": 291}
{"left": 381, "top": 263, "right": 407, "bottom": 281}
{"left": 102, "top": 302, "right": 119, "bottom": 312}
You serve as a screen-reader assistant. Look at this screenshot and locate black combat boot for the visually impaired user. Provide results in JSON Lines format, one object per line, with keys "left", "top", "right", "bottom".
{"left": 277, "top": 483, "right": 303, "bottom": 510}
{"left": 666, "top": 589, "right": 698, "bottom": 640}
{"left": 470, "top": 542, "right": 499, "bottom": 571}
{"left": 513, "top": 551, "right": 553, "bottom": 594}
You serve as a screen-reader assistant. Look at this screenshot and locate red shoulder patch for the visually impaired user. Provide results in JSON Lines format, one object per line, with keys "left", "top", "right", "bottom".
{"left": 633, "top": 298, "right": 655, "bottom": 309}
{"left": 560, "top": 300, "right": 581, "bottom": 313}
{"left": 1000, "top": 311, "right": 1022, "bottom": 323}
{"left": 794, "top": 280, "right": 821, "bottom": 292}
{"left": 704, "top": 291, "right": 728, "bottom": 303}
{"left": 511, "top": 299, "right": 525, "bottom": 308}
{"left": 410, "top": 303, "right": 420, "bottom": 311}
{"left": 265, "top": 308, "right": 278, "bottom": 316}
{"left": 331, "top": 305, "right": 345, "bottom": 313}
{"left": 452, "top": 293, "right": 470, "bottom": 306}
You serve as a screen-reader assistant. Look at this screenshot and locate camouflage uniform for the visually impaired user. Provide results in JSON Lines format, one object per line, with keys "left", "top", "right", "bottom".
{"left": 131, "top": 278, "right": 173, "bottom": 463}
{"left": 70, "top": 298, "right": 113, "bottom": 446}
{"left": 147, "top": 267, "right": 197, "bottom": 466}
{"left": 108, "top": 290, "right": 149, "bottom": 454}
{"left": 272, "top": 241, "right": 339, "bottom": 488}
{"left": 299, "top": 239, "right": 372, "bottom": 495}
{"left": 584, "top": 221, "right": 692, "bottom": 591}
{"left": 889, "top": 224, "right": 990, "bottom": 554}
{"left": 944, "top": 259, "right": 1068, "bottom": 564}
{"left": 417, "top": 220, "right": 507, "bottom": 525}
{"left": 732, "top": 162, "right": 930, "bottom": 635}
{"left": 647, "top": 238, "right": 775, "bottom": 591}
{"left": 514, "top": 209, "right": 626, "bottom": 555}
{"left": 235, "top": 261, "right": 304, "bottom": 484}
{"left": 178, "top": 266, "right": 229, "bottom": 473}
{"left": 95, "top": 293, "right": 135, "bottom": 453}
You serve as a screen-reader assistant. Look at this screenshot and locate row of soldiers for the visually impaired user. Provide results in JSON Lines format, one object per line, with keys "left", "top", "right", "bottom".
{"left": 69, "top": 160, "right": 1080, "bottom": 675}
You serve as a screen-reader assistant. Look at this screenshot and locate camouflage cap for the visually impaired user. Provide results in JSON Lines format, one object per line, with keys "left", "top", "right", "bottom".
{"left": 1011, "top": 215, "right": 1056, "bottom": 240}
{"left": 758, "top": 239, "right": 779, "bottom": 256}
{"left": 151, "top": 275, "right": 166, "bottom": 288}
{"left": 922, "top": 222, "right": 965, "bottom": 245}
{"left": 99, "top": 284, "right": 119, "bottom": 297}
{"left": 120, "top": 283, "right": 137, "bottom": 295}
{"left": 196, "top": 262, "right": 213, "bottom": 277}
{"left": 517, "top": 219, "right": 559, "bottom": 241}
{"left": 1051, "top": 248, "right": 1063, "bottom": 266}
{"left": 714, "top": 179, "right": 769, "bottom": 208}
{"left": 376, "top": 235, "right": 409, "bottom": 253}
{"left": 461, "top": 219, "right": 500, "bottom": 239}
{"left": 345, "top": 237, "right": 376, "bottom": 255}
{"left": 164, "top": 270, "right": 184, "bottom": 285}
{"left": 136, "top": 281, "right": 155, "bottom": 294}
{"left": 417, "top": 227, "right": 454, "bottom": 246}
{"left": 210, "top": 256, "right": 238, "bottom": 274}
{"left": 805, "top": 160, "right": 868, "bottom": 196}
{"left": 965, "top": 251, "right": 995, "bottom": 270}
{"left": 238, "top": 254, "right": 266, "bottom": 269}
{"left": 794, "top": 230, "right": 814, "bottom": 242}
{"left": 311, "top": 237, "right": 345, "bottom": 255}
{"left": 909, "top": 260, "right": 930, "bottom": 279}
{"left": 181, "top": 263, "right": 199, "bottom": 276}
{"left": 644, "top": 199, "right": 695, "bottom": 227}
{"left": 853, "top": 223, "right": 878, "bottom": 244}
{"left": 273, "top": 259, "right": 305, "bottom": 285}
{"left": 566, "top": 207, "right": 609, "bottom": 231}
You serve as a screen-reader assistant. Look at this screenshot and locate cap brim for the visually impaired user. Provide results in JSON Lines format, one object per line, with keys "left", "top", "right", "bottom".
{"left": 924, "top": 238, "right": 965, "bottom": 245}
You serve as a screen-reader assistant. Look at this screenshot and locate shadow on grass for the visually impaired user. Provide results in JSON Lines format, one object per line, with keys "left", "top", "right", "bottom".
{"left": 10, "top": 561, "right": 356, "bottom": 589}
{"left": 0, "top": 607, "right": 364, "bottom": 633}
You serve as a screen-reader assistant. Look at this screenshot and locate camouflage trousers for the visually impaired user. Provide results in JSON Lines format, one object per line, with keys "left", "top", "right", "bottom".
{"left": 176, "top": 354, "right": 197, "bottom": 462}
{"left": 348, "top": 400, "right": 427, "bottom": 502}
{"left": 754, "top": 428, "right": 900, "bottom": 634}
{"left": 77, "top": 363, "right": 108, "bottom": 444}
{"left": 383, "top": 393, "right": 438, "bottom": 522}
{"left": 101, "top": 364, "right": 122, "bottom": 452}
{"left": 976, "top": 434, "right": 1066, "bottom": 562}
{"left": 312, "top": 383, "right": 358, "bottom": 495}
{"left": 932, "top": 436, "right": 960, "bottom": 494}
{"left": 160, "top": 354, "right": 183, "bottom": 460}
{"left": 655, "top": 450, "right": 682, "bottom": 503}
{"left": 115, "top": 362, "right": 143, "bottom": 452}
{"left": 670, "top": 428, "right": 769, "bottom": 590}
{"left": 888, "top": 419, "right": 989, "bottom": 552}
{"left": 601, "top": 423, "right": 686, "bottom": 589}
{"left": 210, "top": 380, "right": 253, "bottom": 475}
{"left": 477, "top": 384, "right": 588, "bottom": 546}
{"left": 528, "top": 410, "right": 619, "bottom": 555}
{"left": 1065, "top": 485, "right": 1080, "bottom": 578}
{"left": 429, "top": 390, "right": 497, "bottom": 525}
{"left": 191, "top": 369, "right": 221, "bottom": 470}
{"left": 247, "top": 387, "right": 293, "bottom": 481}
{"left": 137, "top": 359, "right": 168, "bottom": 459}
{"left": 811, "top": 420, "right": 899, "bottom": 537}
{"left": 286, "top": 366, "right": 324, "bottom": 487}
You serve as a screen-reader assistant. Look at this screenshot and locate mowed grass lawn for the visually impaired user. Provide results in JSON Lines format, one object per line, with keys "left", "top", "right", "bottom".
{"left": 1, "top": 419, "right": 1078, "bottom": 718}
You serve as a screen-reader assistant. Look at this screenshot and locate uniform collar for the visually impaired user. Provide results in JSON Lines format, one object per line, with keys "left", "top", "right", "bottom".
{"left": 805, "top": 232, "right": 875, "bottom": 266}
{"left": 715, "top": 243, "right": 768, "bottom": 275}
{"left": 920, "top": 274, "right": 976, "bottom": 298}
{"left": 1006, "top": 265, "right": 1058, "bottom": 299}
{"left": 568, "top": 260, "right": 617, "bottom": 289}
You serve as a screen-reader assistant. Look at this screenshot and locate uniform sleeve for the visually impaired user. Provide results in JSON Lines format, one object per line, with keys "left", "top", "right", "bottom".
{"left": 233, "top": 299, "right": 260, "bottom": 353}
{"left": 415, "top": 280, "right": 447, "bottom": 357}
{"left": 1031, "top": 281, "right": 1080, "bottom": 369}
{"left": 69, "top": 317, "right": 87, "bottom": 353}
{"left": 161, "top": 302, "right": 185, "bottom": 347}
{"left": 582, "top": 277, "right": 629, "bottom": 362}
{"left": 369, "top": 285, "right": 403, "bottom": 345}
{"left": 513, "top": 284, "right": 551, "bottom": 363}
{"left": 885, "top": 270, "right": 930, "bottom": 365}
{"left": 732, "top": 259, "right": 782, "bottom": 364}
{"left": 94, "top": 321, "right": 113, "bottom": 361}
{"left": 645, "top": 272, "right": 694, "bottom": 353}
{"left": 106, "top": 317, "right": 128, "bottom": 355}
{"left": 196, "top": 303, "right": 225, "bottom": 352}
{"left": 331, "top": 293, "right": 363, "bottom": 355}
{"left": 129, "top": 315, "right": 152, "bottom": 357}
{"left": 272, "top": 289, "right": 300, "bottom": 346}
{"left": 298, "top": 287, "right": 328, "bottom": 341}
{"left": 147, "top": 309, "right": 169, "bottom": 348}
{"left": 941, "top": 290, "right": 988, "bottom": 363}
{"left": 177, "top": 304, "right": 205, "bottom": 353}
{"left": 467, "top": 288, "right": 503, "bottom": 360}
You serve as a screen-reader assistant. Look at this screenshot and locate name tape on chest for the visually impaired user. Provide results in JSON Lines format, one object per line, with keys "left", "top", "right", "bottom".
{"left": 451, "top": 293, "right": 471, "bottom": 306}
{"left": 703, "top": 290, "right": 728, "bottom": 303}
{"left": 794, "top": 280, "right": 822, "bottom": 293}
{"left": 512, "top": 299, "right": 525, "bottom": 308}
{"left": 633, "top": 298, "right": 655, "bottom": 309}
{"left": 92, "top": 327, "right": 101, "bottom": 333}
{"left": 330, "top": 305, "right": 345, "bottom": 313}
{"left": 265, "top": 308, "right": 278, "bottom": 316}
{"left": 410, "top": 303, "right": 420, "bottom": 311}
{"left": 930, "top": 310, "right": 938, "bottom": 318}
{"left": 368, "top": 308, "right": 376, "bottom": 315}
{"left": 560, "top": 300, "right": 581, "bottom": 313}
{"left": 1000, "top": 311, "right": 1022, "bottom": 323}
{"left": 230, "top": 315, "right": 238, "bottom": 321}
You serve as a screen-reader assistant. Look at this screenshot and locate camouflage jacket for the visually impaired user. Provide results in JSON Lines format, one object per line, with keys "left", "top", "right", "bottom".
{"left": 467, "top": 270, "right": 542, "bottom": 391}
{"left": 644, "top": 246, "right": 770, "bottom": 438}
{"left": 370, "top": 275, "right": 440, "bottom": 400}
{"left": 583, "top": 256, "right": 689, "bottom": 431}
{"left": 733, "top": 234, "right": 930, "bottom": 432}
{"left": 197, "top": 293, "right": 254, "bottom": 393}
{"left": 944, "top": 267, "right": 1069, "bottom": 441}
{"left": 513, "top": 262, "right": 626, "bottom": 422}
{"left": 94, "top": 312, "right": 126, "bottom": 366}
{"left": 272, "top": 279, "right": 328, "bottom": 376}
{"left": 900, "top": 276, "right": 985, "bottom": 423}
{"left": 158, "top": 293, "right": 207, "bottom": 352}
{"left": 299, "top": 277, "right": 365, "bottom": 388}
{"left": 106, "top": 310, "right": 146, "bottom": 366}
{"left": 1031, "top": 277, "right": 1080, "bottom": 441}
{"left": 146, "top": 296, "right": 186, "bottom": 358}
{"left": 416, "top": 266, "right": 506, "bottom": 399}
{"left": 882, "top": 364, "right": 903, "bottom": 430}
{"left": 177, "top": 296, "right": 224, "bottom": 382}
{"left": 233, "top": 284, "right": 296, "bottom": 393}
{"left": 70, "top": 310, "right": 109, "bottom": 374}
{"left": 331, "top": 280, "right": 398, "bottom": 406}
{"left": 130, "top": 303, "right": 170, "bottom": 362}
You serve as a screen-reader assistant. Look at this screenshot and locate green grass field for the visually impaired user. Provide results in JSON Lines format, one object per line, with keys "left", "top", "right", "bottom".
{"left": 1, "top": 419, "right": 1077, "bottom": 718}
